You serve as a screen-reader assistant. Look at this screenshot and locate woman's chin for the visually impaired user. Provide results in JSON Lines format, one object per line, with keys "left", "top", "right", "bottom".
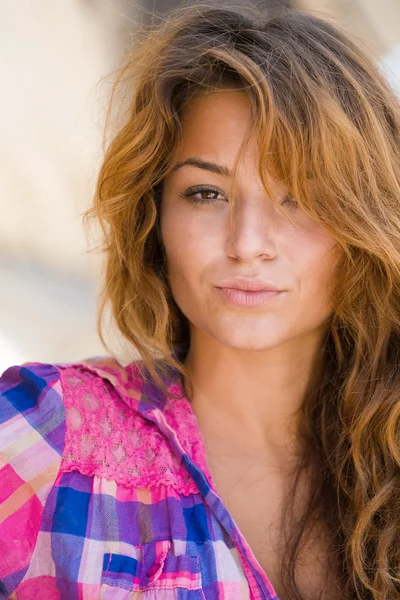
{"left": 211, "top": 326, "right": 285, "bottom": 352}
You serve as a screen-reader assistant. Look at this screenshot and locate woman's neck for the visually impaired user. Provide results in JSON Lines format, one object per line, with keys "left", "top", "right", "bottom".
{"left": 182, "top": 326, "right": 327, "bottom": 466}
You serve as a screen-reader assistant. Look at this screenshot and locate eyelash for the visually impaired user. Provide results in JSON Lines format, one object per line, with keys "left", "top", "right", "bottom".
{"left": 180, "top": 185, "right": 225, "bottom": 204}
{"left": 180, "top": 185, "right": 298, "bottom": 208}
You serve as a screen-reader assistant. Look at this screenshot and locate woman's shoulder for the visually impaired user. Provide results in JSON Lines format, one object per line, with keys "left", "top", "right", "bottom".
{"left": 0, "top": 361, "right": 66, "bottom": 457}
{"left": 0, "top": 356, "right": 143, "bottom": 435}
{"left": 1, "top": 355, "right": 198, "bottom": 492}
{"left": 0, "top": 358, "right": 142, "bottom": 480}
{"left": 0, "top": 355, "right": 145, "bottom": 422}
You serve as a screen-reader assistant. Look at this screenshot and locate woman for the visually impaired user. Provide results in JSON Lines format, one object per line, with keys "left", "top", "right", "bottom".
{"left": 1, "top": 4, "right": 400, "bottom": 600}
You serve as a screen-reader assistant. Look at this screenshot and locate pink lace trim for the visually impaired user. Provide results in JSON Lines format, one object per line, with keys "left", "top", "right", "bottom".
{"left": 58, "top": 358, "right": 210, "bottom": 495}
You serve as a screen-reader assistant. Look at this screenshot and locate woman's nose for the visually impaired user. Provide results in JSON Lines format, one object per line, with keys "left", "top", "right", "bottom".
{"left": 225, "top": 198, "right": 277, "bottom": 263}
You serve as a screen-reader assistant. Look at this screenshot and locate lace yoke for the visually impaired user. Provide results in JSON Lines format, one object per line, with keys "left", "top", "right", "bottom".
{"left": 58, "top": 359, "right": 208, "bottom": 496}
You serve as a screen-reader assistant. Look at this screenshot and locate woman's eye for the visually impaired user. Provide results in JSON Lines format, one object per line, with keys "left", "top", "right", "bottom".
{"left": 180, "top": 186, "right": 226, "bottom": 205}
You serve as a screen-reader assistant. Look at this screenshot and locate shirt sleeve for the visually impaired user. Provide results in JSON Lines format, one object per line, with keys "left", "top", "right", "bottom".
{"left": 0, "top": 363, "right": 66, "bottom": 598}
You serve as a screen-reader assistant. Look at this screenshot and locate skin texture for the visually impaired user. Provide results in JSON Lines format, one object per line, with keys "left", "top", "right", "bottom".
{"left": 160, "top": 90, "right": 343, "bottom": 463}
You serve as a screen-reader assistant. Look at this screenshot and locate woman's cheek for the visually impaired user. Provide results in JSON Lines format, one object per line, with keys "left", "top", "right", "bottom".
{"left": 163, "top": 209, "right": 220, "bottom": 262}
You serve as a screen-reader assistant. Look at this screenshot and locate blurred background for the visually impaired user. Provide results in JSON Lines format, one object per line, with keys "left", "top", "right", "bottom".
{"left": 1, "top": 0, "right": 399, "bottom": 373}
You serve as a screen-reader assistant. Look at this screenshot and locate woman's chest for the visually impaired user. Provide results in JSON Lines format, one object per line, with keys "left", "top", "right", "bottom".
{"left": 208, "top": 456, "right": 343, "bottom": 600}
{"left": 231, "top": 513, "right": 341, "bottom": 600}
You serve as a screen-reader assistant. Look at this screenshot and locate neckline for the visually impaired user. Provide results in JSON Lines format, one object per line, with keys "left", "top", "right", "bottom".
{"left": 163, "top": 369, "right": 280, "bottom": 600}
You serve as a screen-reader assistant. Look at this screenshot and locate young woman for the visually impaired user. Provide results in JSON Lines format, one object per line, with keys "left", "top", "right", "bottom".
{"left": 1, "top": 4, "right": 400, "bottom": 600}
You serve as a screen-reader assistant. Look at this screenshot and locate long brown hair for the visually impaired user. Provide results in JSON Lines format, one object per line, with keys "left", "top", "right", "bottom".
{"left": 85, "top": 3, "right": 400, "bottom": 598}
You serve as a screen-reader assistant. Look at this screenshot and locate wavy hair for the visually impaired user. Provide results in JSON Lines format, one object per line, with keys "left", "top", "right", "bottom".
{"left": 85, "top": 3, "right": 400, "bottom": 599}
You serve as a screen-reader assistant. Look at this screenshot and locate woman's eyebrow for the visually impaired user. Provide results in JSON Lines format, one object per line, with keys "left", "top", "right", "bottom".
{"left": 171, "top": 157, "right": 232, "bottom": 177}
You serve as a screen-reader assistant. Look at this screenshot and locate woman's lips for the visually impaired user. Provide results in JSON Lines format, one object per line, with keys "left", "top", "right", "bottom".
{"left": 216, "top": 287, "right": 283, "bottom": 307}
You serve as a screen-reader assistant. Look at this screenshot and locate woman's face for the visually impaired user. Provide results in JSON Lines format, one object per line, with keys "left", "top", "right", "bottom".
{"left": 160, "top": 90, "right": 342, "bottom": 351}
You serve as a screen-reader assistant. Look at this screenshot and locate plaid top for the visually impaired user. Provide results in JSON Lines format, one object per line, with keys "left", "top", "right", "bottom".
{"left": 0, "top": 357, "right": 279, "bottom": 600}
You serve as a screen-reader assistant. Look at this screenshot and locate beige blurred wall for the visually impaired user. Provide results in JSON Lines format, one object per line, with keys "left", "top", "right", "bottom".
{"left": 0, "top": 0, "right": 128, "bottom": 278}
{"left": 296, "top": 0, "right": 400, "bottom": 55}
{"left": 0, "top": 0, "right": 132, "bottom": 367}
